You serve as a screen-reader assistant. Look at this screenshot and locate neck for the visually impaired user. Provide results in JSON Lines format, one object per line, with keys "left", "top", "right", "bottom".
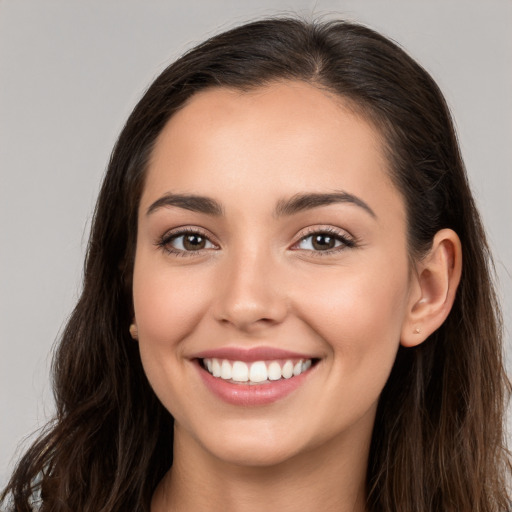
{"left": 152, "top": 421, "right": 371, "bottom": 512}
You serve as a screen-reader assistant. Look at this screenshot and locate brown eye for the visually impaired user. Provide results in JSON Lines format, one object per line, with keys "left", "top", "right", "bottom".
{"left": 165, "top": 232, "right": 216, "bottom": 253}
{"left": 182, "top": 234, "right": 207, "bottom": 250}
{"left": 311, "top": 234, "right": 336, "bottom": 250}
{"left": 295, "top": 230, "right": 355, "bottom": 252}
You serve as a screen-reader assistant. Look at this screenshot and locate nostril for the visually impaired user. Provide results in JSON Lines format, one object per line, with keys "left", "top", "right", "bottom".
{"left": 217, "top": 311, "right": 285, "bottom": 331}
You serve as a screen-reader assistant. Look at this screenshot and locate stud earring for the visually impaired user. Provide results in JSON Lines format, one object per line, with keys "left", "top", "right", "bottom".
{"left": 413, "top": 327, "right": 421, "bottom": 334}
{"left": 129, "top": 324, "right": 138, "bottom": 340}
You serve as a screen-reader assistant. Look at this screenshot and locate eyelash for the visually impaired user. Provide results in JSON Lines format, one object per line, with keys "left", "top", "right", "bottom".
{"left": 156, "top": 226, "right": 357, "bottom": 257}
{"left": 291, "top": 227, "right": 357, "bottom": 256}
{"left": 156, "top": 227, "right": 218, "bottom": 257}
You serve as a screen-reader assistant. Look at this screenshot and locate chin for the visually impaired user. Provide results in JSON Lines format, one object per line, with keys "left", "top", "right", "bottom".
{"left": 211, "top": 440, "right": 302, "bottom": 468}
{"left": 193, "top": 421, "right": 310, "bottom": 468}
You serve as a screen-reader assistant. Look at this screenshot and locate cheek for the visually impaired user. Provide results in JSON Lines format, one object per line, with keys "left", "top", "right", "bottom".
{"left": 131, "top": 254, "right": 219, "bottom": 424}
{"left": 294, "top": 259, "right": 410, "bottom": 395}
{"left": 131, "top": 252, "right": 213, "bottom": 400}
{"left": 300, "top": 260, "right": 408, "bottom": 335}
{"left": 133, "top": 257, "right": 209, "bottom": 346}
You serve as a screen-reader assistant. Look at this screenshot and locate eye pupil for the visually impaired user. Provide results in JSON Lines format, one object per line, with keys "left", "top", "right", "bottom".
{"left": 312, "top": 234, "right": 336, "bottom": 250}
{"left": 183, "top": 234, "right": 206, "bottom": 250}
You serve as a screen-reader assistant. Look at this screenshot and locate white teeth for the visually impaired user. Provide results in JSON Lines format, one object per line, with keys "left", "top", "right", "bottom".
{"left": 282, "top": 361, "right": 294, "bottom": 379}
{"left": 249, "top": 361, "right": 268, "bottom": 382}
{"left": 268, "top": 361, "right": 282, "bottom": 381}
{"left": 212, "top": 359, "right": 221, "bottom": 377}
{"left": 203, "top": 357, "right": 314, "bottom": 383}
{"left": 231, "top": 361, "right": 249, "bottom": 382}
{"left": 221, "top": 360, "right": 232, "bottom": 380}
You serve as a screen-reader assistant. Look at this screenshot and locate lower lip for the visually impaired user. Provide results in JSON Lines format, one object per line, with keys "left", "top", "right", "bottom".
{"left": 196, "top": 361, "right": 314, "bottom": 406}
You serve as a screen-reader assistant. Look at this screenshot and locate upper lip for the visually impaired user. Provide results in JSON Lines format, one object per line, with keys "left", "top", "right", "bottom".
{"left": 192, "top": 346, "right": 318, "bottom": 362}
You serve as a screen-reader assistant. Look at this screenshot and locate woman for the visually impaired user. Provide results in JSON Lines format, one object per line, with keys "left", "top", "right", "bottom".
{"left": 2, "top": 17, "right": 510, "bottom": 512}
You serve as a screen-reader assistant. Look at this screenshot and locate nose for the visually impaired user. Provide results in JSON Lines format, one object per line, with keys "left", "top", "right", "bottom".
{"left": 213, "top": 246, "right": 288, "bottom": 332}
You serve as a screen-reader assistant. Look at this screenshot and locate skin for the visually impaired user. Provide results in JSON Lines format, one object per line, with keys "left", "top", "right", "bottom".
{"left": 132, "top": 81, "right": 461, "bottom": 511}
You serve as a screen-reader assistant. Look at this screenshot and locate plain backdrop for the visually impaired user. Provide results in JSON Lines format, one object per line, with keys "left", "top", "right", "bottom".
{"left": 1, "top": 0, "right": 511, "bottom": 486}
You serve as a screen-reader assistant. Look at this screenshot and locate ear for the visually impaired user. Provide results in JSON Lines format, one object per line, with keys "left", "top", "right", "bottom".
{"left": 129, "top": 322, "right": 139, "bottom": 340}
{"left": 401, "top": 229, "right": 462, "bottom": 347}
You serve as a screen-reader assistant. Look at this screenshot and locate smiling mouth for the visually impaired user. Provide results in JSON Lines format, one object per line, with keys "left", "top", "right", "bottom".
{"left": 199, "top": 358, "right": 318, "bottom": 385}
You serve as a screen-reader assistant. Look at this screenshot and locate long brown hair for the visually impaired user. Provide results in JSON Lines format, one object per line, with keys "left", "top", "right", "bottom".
{"left": 2, "top": 17, "right": 510, "bottom": 512}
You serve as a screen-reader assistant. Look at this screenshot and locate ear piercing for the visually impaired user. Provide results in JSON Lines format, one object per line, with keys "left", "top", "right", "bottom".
{"left": 129, "top": 324, "right": 138, "bottom": 340}
{"left": 413, "top": 327, "right": 421, "bottom": 334}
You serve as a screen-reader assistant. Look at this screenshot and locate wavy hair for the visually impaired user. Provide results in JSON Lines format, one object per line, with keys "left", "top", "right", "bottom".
{"left": 2, "top": 17, "right": 510, "bottom": 512}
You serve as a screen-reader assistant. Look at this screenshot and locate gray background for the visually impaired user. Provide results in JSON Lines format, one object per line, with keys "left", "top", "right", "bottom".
{"left": 1, "top": 0, "right": 511, "bottom": 486}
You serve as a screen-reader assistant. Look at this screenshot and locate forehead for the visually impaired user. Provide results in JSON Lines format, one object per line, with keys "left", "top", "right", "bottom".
{"left": 142, "top": 81, "right": 401, "bottom": 219}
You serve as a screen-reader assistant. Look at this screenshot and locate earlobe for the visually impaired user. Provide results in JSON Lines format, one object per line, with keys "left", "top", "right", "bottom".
{"left": 129, "top": 322, "right": 139, "bottom": 340}
{"left": 401, "top": 229, "right": 462, "bottom": 347}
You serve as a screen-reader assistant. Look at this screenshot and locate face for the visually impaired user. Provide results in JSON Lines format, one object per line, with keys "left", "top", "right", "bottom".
{"left": 133, "top": 81, "right": 414, "bottom": 467}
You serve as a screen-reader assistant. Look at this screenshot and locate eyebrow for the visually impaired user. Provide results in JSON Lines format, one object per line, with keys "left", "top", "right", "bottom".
{"left": 146, "top": 191, "right": 376, "bottom": 219}
{"left": 275, "top": 192, "right": 376, "bottom": 218}
{"left": 146, "top": 193, "right": 224, "bottom": 216}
